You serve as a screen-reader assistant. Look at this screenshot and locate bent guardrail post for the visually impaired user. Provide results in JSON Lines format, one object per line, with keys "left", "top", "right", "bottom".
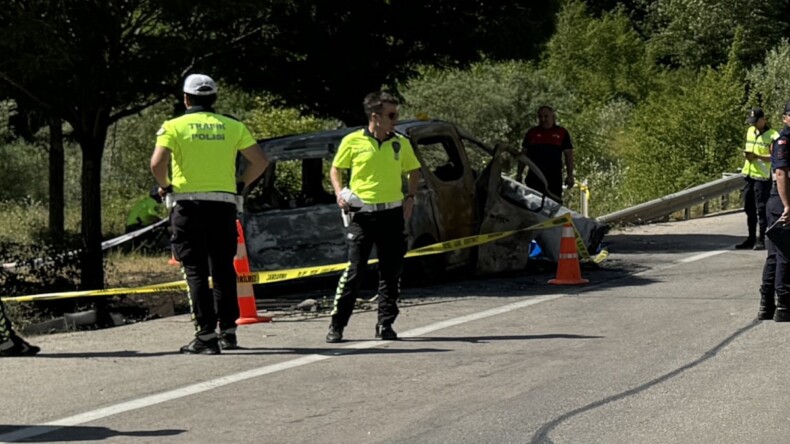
{"left": 597, "top": 173, "right": 744, "bottom": 225}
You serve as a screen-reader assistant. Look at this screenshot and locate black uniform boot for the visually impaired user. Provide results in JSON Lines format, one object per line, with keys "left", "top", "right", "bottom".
{"left": 735, "top": 237, "right": 756, "bottom": 249}
{"left": 758, "top": 293, "right": 776, "bottom": 320}
{"left": 774, "top": 294, "right": 790, "bottom": 322}
{"left": 774, "top": 309, "right": 790, "bottom": 322}
{"left": 375, "top": 324, "right": 398, "bottom": 340}
{"left": 326, "top": 325, "right": 344, "bottom": 343}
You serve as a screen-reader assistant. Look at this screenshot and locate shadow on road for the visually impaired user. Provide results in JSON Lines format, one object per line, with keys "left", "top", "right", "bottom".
{"left": 604, "top": 233, "right": 740, "bottom": 254}
{"left": 225, "top": 347, "right": 451, "bottom": 356}
{"left": 254, "top": 231, "right": 724, "bottom": 308}
{"left": 404, "top": 333, "right": 604, "bottom": 343}
{"left": 405, "top": 266, "right": 659, "bottom": 301}
{"left": 0, "top": 425, "right": 184, "bottom": 442}
{"left": 33, "top": 350, "right": 178, "bottom": 359}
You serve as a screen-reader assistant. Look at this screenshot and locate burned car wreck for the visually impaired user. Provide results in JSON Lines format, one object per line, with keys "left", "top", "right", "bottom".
{"left": 242, "top": 119, "right": 606, "bottom": 280}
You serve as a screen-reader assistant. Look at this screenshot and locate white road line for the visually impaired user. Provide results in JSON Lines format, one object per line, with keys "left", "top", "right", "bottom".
{"left": 678, "top": 250, "right": 728, "bottom": 264}
{"left": 0, "top": 248, "right": 726, "bottom": 442}
{"left": 0, "top": 294, "right": 564, "bottom": 442}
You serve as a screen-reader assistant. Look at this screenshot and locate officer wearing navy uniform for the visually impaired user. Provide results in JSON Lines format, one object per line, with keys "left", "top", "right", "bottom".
{"left": 326, "top": 92, "right": 421, "bottom": 343}
{"left": 759, "top": 102, "right": 790, "bottom": 322}
{"left": 151, "top": 74, "right": 269, "bottom": 353}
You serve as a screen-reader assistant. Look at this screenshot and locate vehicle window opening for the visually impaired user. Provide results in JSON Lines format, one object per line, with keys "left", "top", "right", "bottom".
{"left": 248, "top": 158, "right": 334, "bottom": 211}
{"left": 416, "top": 135, "right": 464, "bottom": 182}
{"left": 459, "top": 136, "right": 495, "bottom": 178}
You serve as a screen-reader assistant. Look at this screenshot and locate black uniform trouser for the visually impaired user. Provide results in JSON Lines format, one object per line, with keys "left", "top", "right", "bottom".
{"left": 170, "top": 201, "right": 239, "bottom": 337}
{"left": 331, "top": 208, "right": 406, "bottom": 328}
{"left": 761, "top": 195, "right": 790, "bottom": 309}
{"left": 744, "top": 177, "right": 771, "bottom": 240}
{"left": 526, "top": 171, "right": 563, "bottom": 204}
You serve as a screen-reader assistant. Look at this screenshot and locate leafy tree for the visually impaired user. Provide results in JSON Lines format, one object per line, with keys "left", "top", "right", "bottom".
{"left": 0, "top": 0, "right": 565, "bottom": 290}
{"left": 746, "top": 40, "right": 790, "bottom": 123}
{"left": 641, "top": 0, "right": 786, "bottom": 70}
{"left": 0, "top": 87, "right": 66, "bottom": 238}
{"left": 227, "top": 1, "right": 561, "bottom": 125}
{"left": 559, "top": 99, "right": 634, "bottom": 216}
{"left": 246, "top": 96, "right": 338, "bottom": 139}
{"left": 402, "top": 62, "right": 570, "bottom": 151}
{"left": 543, "top": 1, "right": 656, "bottom": 107}
{"left": 0, "top": 0, "right": 279, "bottom": 289}
{"left": 620, "top": 62, "right": 744, "bottom": 202}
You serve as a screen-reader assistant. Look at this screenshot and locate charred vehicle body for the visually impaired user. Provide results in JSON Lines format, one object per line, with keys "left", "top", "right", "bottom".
{"left": 242, "top": 120, "right": 606, "bottom": 279}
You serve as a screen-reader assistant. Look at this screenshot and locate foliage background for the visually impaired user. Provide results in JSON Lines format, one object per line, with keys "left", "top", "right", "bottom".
{"left": 4, "top": 0, "right": 788, "bottom": 240}
{"left": 5, "top": 0, "right": 790, "bottom": 303}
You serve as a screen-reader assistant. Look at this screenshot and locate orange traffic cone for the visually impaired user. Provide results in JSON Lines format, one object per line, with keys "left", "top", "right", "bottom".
{"left": 234, "top": 220, "right": 272, "bottom": 325}
{"left": 548, "top": 222, "right": 589, "bottom": 285}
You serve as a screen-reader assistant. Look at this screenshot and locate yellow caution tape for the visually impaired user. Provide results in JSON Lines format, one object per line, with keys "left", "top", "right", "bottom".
{"left": 2, "top": 213, "right": 606, "bottom": 302}
{"left": 404, "top": 213, "right": 571, "bottom": 258}
{"left": 248, "top": 214, "right": 578, "bottom": 286}
{"left": 3, "top": 281, "right": 188, "bottom": 302}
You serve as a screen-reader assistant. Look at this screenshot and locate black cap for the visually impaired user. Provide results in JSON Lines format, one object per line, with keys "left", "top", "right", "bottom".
{"left": 783, "top": 102, "right": 790, "bottom": 116}
{"left": 746, "top": 108, "right": 765, "bottom": 124}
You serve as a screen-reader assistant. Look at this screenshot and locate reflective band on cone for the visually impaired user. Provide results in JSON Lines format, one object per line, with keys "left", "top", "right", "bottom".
{"left": 234, "top": 220, "right": 272, "bottom": 324}
{"left": 548, "top": 223, "right": 589, "bottom": 285}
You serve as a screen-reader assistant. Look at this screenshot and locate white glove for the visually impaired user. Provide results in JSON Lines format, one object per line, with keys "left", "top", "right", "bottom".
{"left": 339, "top": 187, "right": 365, "bottom": 210}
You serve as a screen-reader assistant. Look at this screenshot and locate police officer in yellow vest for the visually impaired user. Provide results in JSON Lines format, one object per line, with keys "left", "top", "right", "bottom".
{"left": 125, "top": 185, "right": 165, "bottom": 233}
{"left": 326, "top": 92, "right": 421, "bottom": 343}
{"left": 151, "top": 74, "right": 269, "bottom": 354}
{"left": 738, "top": 108, "right": 779, "bottom": 250}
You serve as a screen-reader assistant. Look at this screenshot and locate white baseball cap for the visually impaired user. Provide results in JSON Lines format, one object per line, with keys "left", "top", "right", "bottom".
{"left": 183, "top": 74, "right": 217, "bottom": 96}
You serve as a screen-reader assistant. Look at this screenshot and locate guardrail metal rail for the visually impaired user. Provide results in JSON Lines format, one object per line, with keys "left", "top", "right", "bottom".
{"left": 597, "top": 173, "right": 744, "bottom": 225}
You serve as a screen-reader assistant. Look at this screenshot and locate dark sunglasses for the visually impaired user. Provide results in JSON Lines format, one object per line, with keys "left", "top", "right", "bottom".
{"left": 378, "top": 112, "right": 399, "bottom": 120}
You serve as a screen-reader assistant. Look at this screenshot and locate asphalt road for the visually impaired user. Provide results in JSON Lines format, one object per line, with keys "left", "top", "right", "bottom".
{"left": 1, "top": 211, "right": 782, "bottom": 444}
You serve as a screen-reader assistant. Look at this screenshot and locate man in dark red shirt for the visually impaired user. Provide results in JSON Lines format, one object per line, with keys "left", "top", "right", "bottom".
{"left": 516, "top": 105, "right": 575, "bottom": 204}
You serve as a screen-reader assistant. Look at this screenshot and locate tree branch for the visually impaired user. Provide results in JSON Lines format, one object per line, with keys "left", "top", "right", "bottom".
{"left": 108, "top": 94, "right": 168, "bottom": 123}
{"left": 180, "top": 22, "right": 271, "bottom": 77}
{"left": 0, "top": 71, "right": 52, "bottom": 112}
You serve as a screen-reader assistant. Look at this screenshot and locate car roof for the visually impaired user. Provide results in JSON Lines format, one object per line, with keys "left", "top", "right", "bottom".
{"left": 258, "top": 119, "right": 446, "bottom": 160}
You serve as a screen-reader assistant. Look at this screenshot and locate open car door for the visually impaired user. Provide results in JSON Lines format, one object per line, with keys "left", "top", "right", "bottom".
{"left": 405, "top": 122, "right": 479, "bottom": 274}
{"left": 470, "top": 142, "right": 550, "bottom": 273}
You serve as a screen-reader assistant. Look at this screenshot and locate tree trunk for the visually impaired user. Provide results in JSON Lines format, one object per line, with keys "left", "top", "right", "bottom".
{"left": 48, "top": 117, "right": 64, "bottom": 239}
{"left": 79, "top": 129, "right": 107, "bottom": 290}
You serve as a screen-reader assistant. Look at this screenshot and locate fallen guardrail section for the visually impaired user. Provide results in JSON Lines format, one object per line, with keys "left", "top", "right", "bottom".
{"left": 597, "top": 173, "right": 744, "bottom": 225}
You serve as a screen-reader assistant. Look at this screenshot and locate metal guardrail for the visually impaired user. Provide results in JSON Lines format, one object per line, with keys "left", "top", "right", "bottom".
{"left": 597, "top": 173, "right": 744, "bottom": 225}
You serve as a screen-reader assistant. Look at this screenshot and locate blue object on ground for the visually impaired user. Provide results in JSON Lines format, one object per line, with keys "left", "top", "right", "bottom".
{"left": 528, "top": 240, "right": 543, "bottom": 258}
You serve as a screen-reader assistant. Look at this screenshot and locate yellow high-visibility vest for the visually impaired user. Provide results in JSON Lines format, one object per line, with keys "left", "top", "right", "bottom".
{"left": 742, "top": 126, "right": 779, "bottom": 179}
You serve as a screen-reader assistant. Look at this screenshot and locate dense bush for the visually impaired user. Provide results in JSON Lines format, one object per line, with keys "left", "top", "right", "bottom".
{"left": 620, "top": 67, "right": 743, "bottom": 203}
{"left": 402, "top": 61, "right": 570, "bottom": 150}
{"left": 544, "top": 1, "right": 655, "bottom": 107}
{"left": 0, "top": 233, "right": 84, "bottom": 327}
{"left": 0, "top": 0, "right": 762, "bottom": 242}
{"left": 746, "top": 41, "right": 790, "bottom": 122}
